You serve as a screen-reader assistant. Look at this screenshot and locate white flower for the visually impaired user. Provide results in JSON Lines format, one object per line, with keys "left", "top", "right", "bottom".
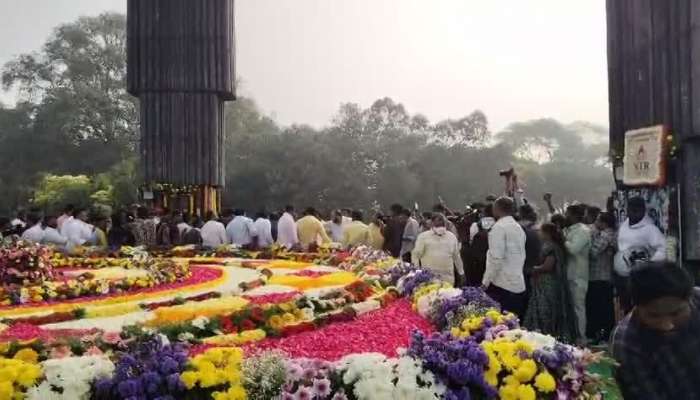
{"left": 178, "top": 332, "right": 195, "bottom": 341}
{"left": 351, "top": 300, "right": 381, "bottom": 316}
{"left": 499, "top": 329, "right": 557, "bottom": 350}
{"left": 191, "top": 316, "right": 210, "bottom": 330}
{"left": 27, "top": 355, "right": 115, "bottom": 400}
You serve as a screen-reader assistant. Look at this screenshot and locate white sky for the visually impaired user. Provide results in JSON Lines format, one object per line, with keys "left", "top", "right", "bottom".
{"left": 0, "top": 0, "right": 609, "bottom": 132}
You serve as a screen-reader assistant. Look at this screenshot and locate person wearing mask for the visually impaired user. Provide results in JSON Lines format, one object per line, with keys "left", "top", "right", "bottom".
{"left": 62, "top": 208, "right": 96, "bottom": 252}
{"left": 611, "top": 263, "right": 700, "bottom": 399}
{"left": 615, "top": 196, "right": 666, "bottom": 313}
{"left": 325, "top": 210, "right": 346, "bottom": 243}
{"left": 108, "top": 211, "right": 136, "bottom": 249}
{"left": 20, "top": 209, "right": 44, "bottom": 243}
{"left": 253, "top": 211, "right": 274, "bottom": 248}
{"left": 465, "top": 205, "right": 496, "bottom": 287}
{"left": 400, "top": 208, "right": 420, "bottom": 263}
{"left": 564, "top": 204, "right": 592, "bottom": 344}
{"left": 42, "top": 215, "right": 68, "bottom": 247}
{"left": 367, "top": 213, "right": 385, "bottom": 250}
{"left": 383, "top": 204, "right": 407, "bottom": 258}
{"left": 518, "top": 204, "right": 542, "bottom": 315}
{"left": 57, "top": 204, "right": 74, "bottom": 231}
{"left": 201, "top": 211, "right": 228, "bottom": 248}
{"left": 342, "top": 210, "right": 369, "bottom": 248}
{"left": 226, "top": 209, "right": 257, "bottom": 247}
{"left": 277, "top": 205, "right": 299, "bottom": 248}
{"left": 432, "top": 203, "right": 458, "bottom": 236}
{"left": 412, "top": 213, "right": 464, "bottom": 285}
{"left": 587, "top": 211, "right": 617, "bottom": 343}
{"left": 524, "top": 223, "right": 577, "bottom": 342}
{"left": 297, "top": 207, "right": 331, "bottom": 249}
{"left": 482, "top": 197, "right": 527, "bottom": 318}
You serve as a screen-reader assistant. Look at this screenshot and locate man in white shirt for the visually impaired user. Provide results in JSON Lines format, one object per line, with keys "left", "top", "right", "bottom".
{"left": 42, "top": 215, "right": 68, "bottom": 247}
{"left": 277, "top": 205, "right": 299, "bottom": 248}
{"left": 62, "top": 208, "right": 95, "bottom": 252}
{"left": 614, "top": 196, "right": 666, "bottom": 313}
{"left": 226, "top": 209, "right": 257, "bottom": 246}
{"left": 20, "top": 210, "right": 44, "bottom": 243}
{"left": 253, "top": 212, "right": 274, "bottom": 248}
{"left": 200, "top": 211, "right": 228, "bottom": 248}
{"left": 482, "top": 197, "right": 527, "bottom": 319}
{"left": 325, "top": 210, "right": 345, "bottom": 243}
{"left": 56, "top": 204, "right": 74, "bottom": 231}
{"left": 412, "top": 213, "right": 464, "bottom": 285}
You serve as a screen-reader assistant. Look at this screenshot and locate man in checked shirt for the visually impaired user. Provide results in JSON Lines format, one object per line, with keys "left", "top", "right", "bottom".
{"left": 611, "top": 262, "right": 700, "bottom": 399}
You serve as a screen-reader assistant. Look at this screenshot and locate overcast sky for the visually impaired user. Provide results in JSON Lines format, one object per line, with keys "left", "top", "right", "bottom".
{"left": 0, "top": 0, "right": 608, "bottom": 132}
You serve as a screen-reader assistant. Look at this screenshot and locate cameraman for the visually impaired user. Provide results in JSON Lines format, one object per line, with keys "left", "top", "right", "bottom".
{"left": 615, "top": 197, "right": 666, "bottom": 313}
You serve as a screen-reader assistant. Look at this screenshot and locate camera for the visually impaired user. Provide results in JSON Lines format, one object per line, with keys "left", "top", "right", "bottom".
{"left": 499, "top": 167, "right": 514, "bottom": 178}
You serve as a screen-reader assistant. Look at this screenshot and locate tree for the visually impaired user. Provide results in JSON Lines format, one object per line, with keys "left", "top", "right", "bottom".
{"left": 0, "top": 13, "right": 136, "bottom": 212}
{"left": 2, "top": 13, "right": 136, "bottom": 146}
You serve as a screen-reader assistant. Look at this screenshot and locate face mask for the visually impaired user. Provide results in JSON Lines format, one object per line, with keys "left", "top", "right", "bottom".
{"left": 433, "top": 226, "right": 447, "bottom": 236}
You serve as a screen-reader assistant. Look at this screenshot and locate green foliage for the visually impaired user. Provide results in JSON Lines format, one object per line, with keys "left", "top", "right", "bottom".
{"left": 32, "top": 174, "right": 118, "bottom": 213}
{"left": 0, "top": 13, "right": 136, "bottom": 214}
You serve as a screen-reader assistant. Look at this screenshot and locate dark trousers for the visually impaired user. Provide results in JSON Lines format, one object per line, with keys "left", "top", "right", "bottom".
{"left": 613, "top": 273, "right": 632, "bottom": 315}
{"left": 486, "top": 285, "right": 525, "bottom": 321}
{"left": 586, "top": 280, "right": 615, "bottom": 341}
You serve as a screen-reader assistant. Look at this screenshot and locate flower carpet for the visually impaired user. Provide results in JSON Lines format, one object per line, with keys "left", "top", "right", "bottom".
{"left": 0, "top": 241, "right": 615, "bottom": 399}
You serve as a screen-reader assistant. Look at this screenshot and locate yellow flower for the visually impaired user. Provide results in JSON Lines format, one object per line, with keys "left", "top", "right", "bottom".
{"left": 514, "top": 340, "right": 533, "bottom": 355}
{"left": 15, "top": 363, "right": 41, "bottom": 388}
{"left": 499, "top": 383, "right": 518, "bottom": 400}
{"left": 181, "top": 371, "right": 199, "bottom": 389}
{"left": 534, "top": 371, "right": 556, "bottom": 393}
{"left": 485, "top": 371, "right": 499, "bottom": 387}
{"left": 13, "top": 349, "right": 38, "bottom": 364}
{"left": 282, "top": 313, "right": 296, "bottom": 324}
{"left": 0, "top": 381, "right": 13, "bottom": 400}
{"left": 517, "top": 384, "right": 536, "bottom": 400}
{"left": 514, "top": 359, "right": 537, "bottom": 383}
{"left": 487, "top": 354, "right": 502, "bottom": 375}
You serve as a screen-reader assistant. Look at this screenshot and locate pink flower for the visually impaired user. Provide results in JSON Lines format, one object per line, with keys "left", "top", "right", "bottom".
{"left": 295, "top": 386, "right": 313, "bottom": 400}
{"left": 242, "top": 299, "right": 434, "bottom": 361}
{"left": 102, "top": 332, "right": 122, "bottom": 345}
{"left": 313, "top": 378, "right": 332, "bottom": 397}
{"left": 86, "top": 345, "right": 104, "bottom": 356}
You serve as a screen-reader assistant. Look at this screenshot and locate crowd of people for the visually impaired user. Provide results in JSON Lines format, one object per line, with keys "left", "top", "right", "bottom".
{"left": 1, "top": 190, "right": 698, "bottom": 398}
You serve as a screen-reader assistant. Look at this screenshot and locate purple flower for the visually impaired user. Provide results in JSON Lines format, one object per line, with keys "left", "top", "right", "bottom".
{"left": 400, "top": 270, "right": 437, "bottom": 296}
{"left": 117, "top": 379, "right": 141, "bottom": 398}
{"left": 408, "top": 331, "right": 496, "bottom": 399}
{"left": 96, "top": 336, "right": 188, "bottom": 400}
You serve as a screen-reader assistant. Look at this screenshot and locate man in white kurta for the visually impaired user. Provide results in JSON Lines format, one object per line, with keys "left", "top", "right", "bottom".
{"left": 412, "top": 214, "right": 464, "bottom": 285}
{"left": 277, "top": 206, "right": 299, "bottom": 248}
